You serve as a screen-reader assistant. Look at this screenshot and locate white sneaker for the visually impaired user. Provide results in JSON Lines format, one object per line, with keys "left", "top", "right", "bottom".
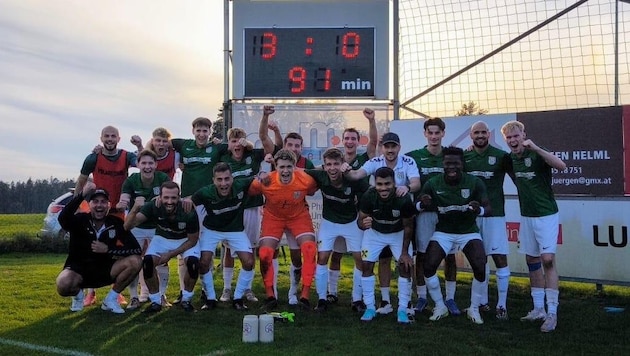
{"left": 219, "top": 288, "right": 232, "bottom": 302}
{"left": 101, "top": 297, "right": 125, "bottom": 314}
{"left": 70, "top": 290, "right": 84, "bottom": 312}
{"left": 466, "top": 307, "right": 484, "bottom": 324}
{"left": 126, "top": 297, "right": 141, "bottom": 310}
{"left": 540, "top": 313, "right": 557, "bottom": 333}
{"left": 244, "top": 289, "right": 258, "bottom": 302}
{"left": 429, "top": 304, "right": 449, "bottom": 321}
{"left": 376, "top": 301, "right": 394, "bottom": 315}
{"left": 288, "top": 294, "right": 298, "bottom": 305}
{"left": 520, "top": 308, "right": 547, "bottom": 322}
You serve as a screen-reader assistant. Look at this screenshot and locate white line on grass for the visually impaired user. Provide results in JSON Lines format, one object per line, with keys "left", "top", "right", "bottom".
{"left": 0, "top": 337, "right": 94, "bottom": 356}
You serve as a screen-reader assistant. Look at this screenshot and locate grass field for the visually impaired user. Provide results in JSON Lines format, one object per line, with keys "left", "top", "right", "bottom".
{"left": 0, "top": 214, "right": 44, "bottom": 239}
{"left": 0, "top": 253, "right": 628, "bottom": 356}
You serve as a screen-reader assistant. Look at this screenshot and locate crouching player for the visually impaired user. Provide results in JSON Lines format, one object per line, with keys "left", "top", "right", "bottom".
{"left": 125, "top": 181, "right": 200, "bottom": 312}
{"left": 357, "top": 167, "right": 416, "bottom": 324}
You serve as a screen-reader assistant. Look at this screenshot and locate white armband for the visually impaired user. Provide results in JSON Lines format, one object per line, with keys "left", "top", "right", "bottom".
{"left": 478, "top": 206, "right": 485, "bottom": 217}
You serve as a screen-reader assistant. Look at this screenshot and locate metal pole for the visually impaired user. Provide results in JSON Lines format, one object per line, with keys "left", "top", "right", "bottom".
{"left": 615, "top": 0, "right": 619, "bottom": 106}
{"left": 393, "top": 0, "right": 399, "bottom": 120}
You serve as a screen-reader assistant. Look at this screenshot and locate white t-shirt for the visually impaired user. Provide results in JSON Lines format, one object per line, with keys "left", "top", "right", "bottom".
{"left": 360, "top": 154, "right": 420, "bottom": 186}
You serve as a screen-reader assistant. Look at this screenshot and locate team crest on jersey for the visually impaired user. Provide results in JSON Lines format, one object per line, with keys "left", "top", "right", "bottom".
{"left": 396, "top": 172, "right": 405, "bottom": 182}
{"left": 206, "top": 147, "right": 213, "bottom": 154}
{"left": 108, "top": 230, "right": 116, "bottom": 239}
{"left": 344, "top": 187, "right": 351, "bottom": 195}
{"left": 237, "top": 192, "right": 244, "bottom": 199}
{"left": 392, "top": 210, "right": 400, "bottom": 217}
{"left": 153, "top": 187, "right": 160, "bottom": 195}
{"left": 178, "top": 222, "right": 186, "bottom": 229}
{"left": 245, "top": 156, "right": 252, "bottom": 165}
{"left": 293, "top": 191, "right": 301, "bottom": 199}
{"left": 524, "top": 157, "right": 532, "bottom": 167}
{"left": 352, "top": 160, "right": 359, "bottom": 168}
{"left": 461, "top": 189, "right": 470, "bottom": 198}
{"left": 488, "top": 156, "right": 496, "bottom": 165}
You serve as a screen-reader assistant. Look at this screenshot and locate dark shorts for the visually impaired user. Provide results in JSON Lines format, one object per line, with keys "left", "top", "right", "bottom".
{"left": 63, "top": 258, "right": 116, "bottom": 288}
{"left": 378, "top": 246, "right": 393, "bottom": 259}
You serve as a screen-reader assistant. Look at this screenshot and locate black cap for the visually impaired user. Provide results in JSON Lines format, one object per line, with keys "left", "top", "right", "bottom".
{"left": 88, "top": 188, "right": 109, "bottom": 201}
{"left": 381, "top": 132, "right": 400, "bottom": 145}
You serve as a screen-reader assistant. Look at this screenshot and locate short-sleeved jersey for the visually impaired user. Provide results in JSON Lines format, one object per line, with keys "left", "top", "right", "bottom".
{"left": 220, "top": 148, "right": 266, "bottom": 208}
{"left": 406, "top": 146, "right": 445, "bottom": 186}
{"left": 191, "top": 177, "right": 254, "bottom": 232}
{"left": 171, "top": 139, "right": 228, "bottom": 197}
{"left": 121, "top": 171, "right": 170, "bottom": 228}
{"left": 360, "top": 155, "right": 420, "bottom": 187}
{"left": 139, "top": 201, "right": 199, "bottom": 240}
{"left": 305, "top": 169, "right": 370, "bottom": 224}
{"left": 358, "top": 188, "right": 416, "bottom": 234}
{"left": 249, "top": 170, "right": 318, "bottom": 220}
{"left": 510, "top": 149, "right": 558, "bottom": 217}
{"left": 421, "top": 173, "right": 488, "bottom": 234}
{"left": 464, "top": 145, "right": 512, "bottom": 217}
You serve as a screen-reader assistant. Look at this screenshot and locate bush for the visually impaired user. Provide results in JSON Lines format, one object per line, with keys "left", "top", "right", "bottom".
{"left": 0, "top": 234, "right": 68, "bottom": 254}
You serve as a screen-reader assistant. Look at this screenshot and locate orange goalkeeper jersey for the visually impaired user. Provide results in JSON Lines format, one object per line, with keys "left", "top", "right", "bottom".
{"left": 249, "top": 170, "right": 318, "bottom": 220}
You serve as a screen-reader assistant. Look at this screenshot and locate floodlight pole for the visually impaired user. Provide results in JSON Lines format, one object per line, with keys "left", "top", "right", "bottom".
{"left": 615, "top": 0, "right": 619, "bottom": 106}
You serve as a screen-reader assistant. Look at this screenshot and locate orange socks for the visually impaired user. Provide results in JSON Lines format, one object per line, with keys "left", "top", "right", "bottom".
{"left": 259, "top": 246, "right": 275, "bottom": 297}
{"left": 299, "top": 240, "right": 317, "bottom": 299}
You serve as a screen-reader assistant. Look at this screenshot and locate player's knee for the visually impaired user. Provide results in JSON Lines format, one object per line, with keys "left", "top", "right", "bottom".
{"left": 300, "top": 240, "right": 317, "bottom": 258}
{"left": 240, "top": 254, "right": 254, "bottom": 271}
{"left": 541, "top": 255, "right": 555, "bottom": 270}
{"left": 143, "top": 255, "right": 155, "bottom": 279}
{"left": 259, "top": 246, "right": 275, "bottom": 263}
{"left": 186, "top": 256, "right": 199, "bottom": 279}
{"left": 527, "top": 261, "right": 542, "bottom": 272}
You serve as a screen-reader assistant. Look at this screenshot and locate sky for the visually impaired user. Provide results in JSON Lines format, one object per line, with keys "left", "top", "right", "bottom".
{"left": 0, "top": 1, "right": 225, "bottom": 182}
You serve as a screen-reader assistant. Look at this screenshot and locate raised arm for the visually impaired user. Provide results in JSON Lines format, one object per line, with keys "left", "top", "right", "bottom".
{"left": 259, "top": 105, "right": 277, "bottom": 155}
{"left": 524, "top": 139, "right": 567, "bottom": 171}
{"left": 363, "top": 108, "right": 378, "bottom": 158}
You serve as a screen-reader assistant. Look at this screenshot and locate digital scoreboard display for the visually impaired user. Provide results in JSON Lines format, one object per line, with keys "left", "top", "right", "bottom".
{"left": 243, "top": 28, "right": 375, "bottom": 98}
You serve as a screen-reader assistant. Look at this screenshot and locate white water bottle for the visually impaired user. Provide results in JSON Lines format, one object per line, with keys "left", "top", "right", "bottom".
{"left": 242, "top": 315, "right": 259, "bottom": 343}
{"left": 258, "top": 314, "right": 274, "bottom": 343}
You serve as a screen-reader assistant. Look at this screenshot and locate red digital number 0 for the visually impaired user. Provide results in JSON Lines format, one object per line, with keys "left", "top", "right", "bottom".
{"left": 289, "top": 66, "right": 306, "bottom": 94}
{"left": 261, "top": 32, "right": 277, "bottom": 59}
{"left": 342, "top": 32, "right": 360, "bottom": 59}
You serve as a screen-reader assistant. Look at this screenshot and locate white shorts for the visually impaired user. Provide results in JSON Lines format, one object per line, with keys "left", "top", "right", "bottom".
{"left": 318, "top": 219, "right": 363, "bottom": 252}
{"left": 131, "top": 227, "right": 155, "bottom": 250}
{"left": 146, "top": 235, "right": 200, "bottom": 259}
{"left": 415, "top": 211, "right": 438, "bottom": 253}
{"left": 431, "top": 231, "right": 482, "bottom": 255}
{"left": 195, "top": 205, "right": 207, "bottom": 229}
{"left": 200, "top": 228, "right": 252, "bottom": 254}
{"left": 361, "top": 229, "right": 412, "bottom": 263}
{"left": 518, "top": 213, "right": 559, "bottom": 256}
{"left": 476, "top": 216, "right": 509, "bottom": 255}
{"left": 243, "top": 206, "right": 262, "bottom": 247}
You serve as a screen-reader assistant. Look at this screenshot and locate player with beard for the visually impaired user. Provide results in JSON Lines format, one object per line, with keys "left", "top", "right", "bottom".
{"left": 343, "top": 132, "right": 421, "bottom": 315}
{"left": 191, "top": 163, "right": 259, "bottom": 311}
{"left": 117, "top": 150, "right": 171, "bottom": 310}
{"left": 501, "top": 120, "right": 565, "bottom": 333}
{"left": 464, "top": 121, "right": 513, "bottom": 320}
{"left": 125, "top": 181, "right": 200, "bottom": 312}
{"left": 304, "top": 148, "right": 370, "bottom": 312}
{"left": 325, "top": 108, "right": 378, "bottom": 310}
{"left": 217, "top": 126, "right": 274, "bottom": 304}
{"left": 76, "top": 125, "right": 137, "bottom": 307}
{"left": 418, "top": 147, "right": 490, "bottom": 325}
{"left": 249, "top": 149, "right": 319, "bottom": 311}
{"left": 56, "top": 182, "right": 142, "bottom": 314}
{"left": 356, "top": 167, "right": 416, "bottom": 324}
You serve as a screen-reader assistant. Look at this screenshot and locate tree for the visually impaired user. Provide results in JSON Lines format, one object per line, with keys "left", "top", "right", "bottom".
{"left": 455, "top": 101, "right": 488, "bottom": 116}
{"left": 211, "top": 107, "right": 225, "bottom": 140}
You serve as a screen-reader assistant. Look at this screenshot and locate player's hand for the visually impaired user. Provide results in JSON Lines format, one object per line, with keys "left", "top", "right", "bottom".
{"left": 468, "top": 201, "right": 481, "bottom": 214}
{"left": 116, "top": 200, "right": 129, "bottom": 211}
{"left": 419, "top": 194, "right": 432, "bottom": 208}
{"left": 398, "top": 252, "right": 414, "bottom": 272}
{"left": 130, "top": 135, "right": 143, "bottom": 149}
{"left": 157, "top": 253, "right": 172, "bottom": 265}
{"left": 134, "top": 196, "right": 146, "bottom": 207}
{"left": 396, "top": 185, "right": 410, "bottom": 197}
{"left": 361, "top": 216, "right": 373, "bottom": 229}
{"left": 257, "top": 171, "right": 271, "bottom": 186}
{"left": 91, "top": 241, "right": 108, "bottom": 254}
{"left": 340, "top": 162, "right": 352, "bottom": 173}
{"left": 92, "top": 144, "right": 104, "bottom": 154}
{"left": 154, "top": 196, "right": 162, "bottom": 208}
{"left": 363, "top": 108, "right": 375, "bottom": 120}
{"left": 181, "top": 198, "right": 193, "bottom": 213}
{"left": 522, "top": 139, "right": 539, "bottom": 152}
{"left": 82, "top": 182, "right": 97, "bottom": 197}
{"left": 212, "top": 137, "right": 222, "bottom": 145}
{"left": 263, "top": 105, "right": 275, "bottom": 116}
{"left": 464, "top": 144, "right": 474, "bottom": 152}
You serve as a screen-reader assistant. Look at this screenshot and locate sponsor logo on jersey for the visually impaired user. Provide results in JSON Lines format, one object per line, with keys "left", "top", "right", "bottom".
{"left": 178, "top": 222, "right": 186, "bottom": 229}
{"left": 461, "top": 189, "right": 470, "bottom": 198}
{"left": 245, "top": 156, "right": 252, "bottom": 165}
{"left": 488, "top": 156, "right": 496, "bottom": 165}
{"left": 237, "top": 191, "right": 244, "bottom": 199}
{"left": 392, "top": 210, "right": 400, "bottom": 217}
{"left": 524, "top": 157, "right": 532, "bottom": 167}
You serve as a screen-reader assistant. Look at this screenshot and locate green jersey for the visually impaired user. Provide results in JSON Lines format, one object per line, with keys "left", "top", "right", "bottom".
{"left": 191, "top": 177, "right": 254, "bottom": 232}
{"left": 305, "top": 169, "right": 370, "bottom": 224}
{"left": 348, "top": 151, "right": 371, "bottom": 189}
{"left": 358, "top": 188, "right": 416, "bottom": 234}
{"left": 406, "top": 146, "right": 445, "bottom": 186}
{"left": 139, "top": 201, "right": 199, "bottom": 240}
{"left": 220, "top": 149, "right": 266, "bottom": 209}
{"left": 464, "top": 145, "right": 512, "bottom": 217}
{"left": 421, "top": 173, "right": 487, "bottom": 234}
{"left": 510, "top": 149, "right": 558, "bottom": 217}
{"left": 171, "top": 139, "right": 228, "bottom": 197}
{"left": 121, "top": 171, "right": 170, "bottom": 228}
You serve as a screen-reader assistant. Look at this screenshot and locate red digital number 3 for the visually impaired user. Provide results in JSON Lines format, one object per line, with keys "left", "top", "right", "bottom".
{"left": 262, "top": 32, "right": 277, "bottom": 59}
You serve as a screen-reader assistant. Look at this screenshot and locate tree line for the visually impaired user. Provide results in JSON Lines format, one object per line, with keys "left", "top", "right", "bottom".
{"left": 0, "top": 178, "right": 76, "bottom": 214}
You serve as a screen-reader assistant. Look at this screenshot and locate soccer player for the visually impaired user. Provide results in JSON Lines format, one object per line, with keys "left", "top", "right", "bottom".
{"left": 464, "top": 121, "right": 513, "bottom": 320}
{"left": 327, "top": 108, "right": 378, "bottom": 309}
{"left": 405, "top": 117, "right": 461, "bottom": 316}
{"left": 56, "top": 182, "right": 142, "bottom": 314}
{"left": 305, "top": 148, "right": 370, "bottom": 312}
{"left": 124, "top": 181, "right": 200, "bottom": 312}
{"left": 249, "top": 149, "right": 318, "bottom": 311}
{"left": 117, "top": 149, "right": 171, "bottom": 309}
{"left": 75, "top": 125, "right": 137, "bottom": 307}
{"left": 419, "top": 146, "right": 490, "bottom": 324}
{"left": 191, "top": 163, "right": 257, "bottom": 311}
{"left": 217, "top": 126, "right": 275, "bottom": 304}
{"left": 343, "top": 132, "right": 421, "bottom": 315}
{"left": 501, "top": 120, "right": 566, "bottom": 333}
{"left": 134, "top": 127, "right": 180, "bottom": 179}
{"left": 356, "top": 167, "right": 416, "bottom": 324}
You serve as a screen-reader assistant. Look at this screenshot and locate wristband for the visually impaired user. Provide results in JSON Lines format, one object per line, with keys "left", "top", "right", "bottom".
{"left": 415, "top": 202, "right": 422, "bottom": 211}
{"left": 478, "top": 206, "right": 485, "bottom": 216}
